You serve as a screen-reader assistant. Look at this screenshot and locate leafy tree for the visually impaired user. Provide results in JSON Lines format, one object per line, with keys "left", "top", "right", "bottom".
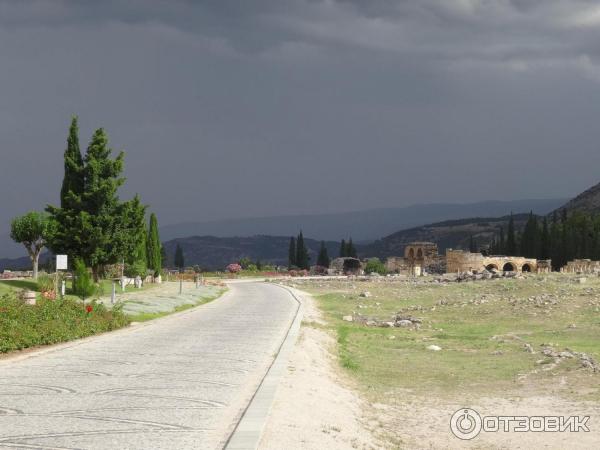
{"left": 316, "top": 241, "right": 330, "bottom": 267}
{"left": 174, "top": 244, "right": 185, "bottom": 270}
{"left": 239, "top": 257, "right": 253, "bottom": 269}
{"left": 10, "top": 211, "right": 54, "bottom": 280}
{"left": 146, "top": 213, "right": 162, "bottom": 276}
{"left": 365, "top": 258, "right": 386, "bottom": 275}
{"left": 60, "top": 116, "right": 84, "bottom": 209}
{"left": 288, "top": 237, "right": 296, "bottom": 268}
{"left": 296, "top": 231, "right": 309, "bottom": 270}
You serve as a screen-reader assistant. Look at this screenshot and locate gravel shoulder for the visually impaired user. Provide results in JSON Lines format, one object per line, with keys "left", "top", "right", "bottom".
{"left": 259, "top": 287, "right": 381, "bottom": 450}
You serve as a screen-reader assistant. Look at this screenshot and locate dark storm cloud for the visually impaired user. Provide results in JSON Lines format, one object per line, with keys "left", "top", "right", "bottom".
{"left": 2, "top": 0, "right": 600, "bottom": 237}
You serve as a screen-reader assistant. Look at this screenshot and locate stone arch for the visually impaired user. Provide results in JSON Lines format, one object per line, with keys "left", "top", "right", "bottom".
{"left": 416, "top": 248, "right": 423, "bottom": 259}
{"left": 408, "top": 248, "right": 415, "bottom": 258}
{"left": 522, "top": 263, "right": 532, "bottom": 272}
{"left": 503, "top": 262, "right": 516, "bottom": 272}
{"left": 486, "top": 264, "right": 498, "bottom": 271}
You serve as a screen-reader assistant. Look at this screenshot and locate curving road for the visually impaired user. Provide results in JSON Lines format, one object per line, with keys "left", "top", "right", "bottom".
{"left": 0, "top": 282, "right": 298, "bottom": 450}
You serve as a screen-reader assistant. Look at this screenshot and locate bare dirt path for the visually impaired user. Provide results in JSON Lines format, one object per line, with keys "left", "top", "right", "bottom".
{"left": 259, "top": 287, "right": 381, "bottom": 450}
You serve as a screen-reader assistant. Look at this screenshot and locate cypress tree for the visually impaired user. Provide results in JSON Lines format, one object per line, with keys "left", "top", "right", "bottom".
{"left": 540, "top": 217, "right": 550, "bottom": 259}
{"left": 317, "top": 241, "right": 330, "bottom": 268}
{"left": 499, "top": 227, "right": 505, "bottom": 254}
{"left": 146, "top": 213, "right": 162, "bottom": 276}
{"left": 469, "top": 235, "right": 477, "bottom": 253}
{"left": 506, "top": 213, "right": 516, "bottom": 256}
{"left": 288, "top": 237, "right": 296, "bottom": 268}
{"left": 60, "top": 116, "right": 84, "bottom": 209}
{"left": 339, "top": 239, "right": 347, "bottom": 257}
{"left": 174, "top": 243, "right": 185, "bottom": 270}
{"left": 347, "top": 238, "right": 357, "bottom": 258}
{"left": 296, "top": 231, "right": 309, "bottom": 270}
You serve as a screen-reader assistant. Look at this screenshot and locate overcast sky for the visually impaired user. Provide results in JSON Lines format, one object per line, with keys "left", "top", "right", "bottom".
{"left": 2, "top": 0, "right": 600, "bottom": 229}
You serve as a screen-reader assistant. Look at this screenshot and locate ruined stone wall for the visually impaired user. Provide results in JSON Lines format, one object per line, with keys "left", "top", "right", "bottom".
{"left": 446, "top": 249, "right": 539, "bottom": 273}
{"left": 563, "top": 259, "right": 600, "bottom": 274}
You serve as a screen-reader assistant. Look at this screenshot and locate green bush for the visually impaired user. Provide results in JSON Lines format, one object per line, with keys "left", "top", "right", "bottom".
{"left": 72, "top": 259, "right": 97, "bottom": 299}
{"left": 37, "top": 274, "right": 55, "bottom": 293}
{"left": 365, "top": 258, "right": 387, "bottom": 275}
{"left": 0, "top": 293, "right": 130, "bottom": 353}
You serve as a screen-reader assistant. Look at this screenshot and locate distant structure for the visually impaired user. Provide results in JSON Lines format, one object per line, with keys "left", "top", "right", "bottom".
{"left": 446, "top": 249, "right": 542, "bottom": 273}
{"left": 384, "top": 241, "right": 551, "bottom": 275}
{"left": 329, "top": 257, "right": 363, "bottom": 275}
{"left": 562, "top": 259, "right": 600, "bottom": 274}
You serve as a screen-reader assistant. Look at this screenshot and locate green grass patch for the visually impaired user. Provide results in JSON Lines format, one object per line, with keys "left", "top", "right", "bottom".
{"left": 292, "top": 274, "right": 600, "bottom": 401}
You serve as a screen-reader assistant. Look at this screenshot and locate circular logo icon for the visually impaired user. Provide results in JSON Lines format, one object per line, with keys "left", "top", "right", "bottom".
{"left": 450, "top": 408, "right": 482, "bottom": 440}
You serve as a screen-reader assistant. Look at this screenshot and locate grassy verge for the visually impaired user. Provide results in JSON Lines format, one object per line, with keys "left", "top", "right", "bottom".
{"left": 284, "top": 274, "right": 600, "bottom": 401}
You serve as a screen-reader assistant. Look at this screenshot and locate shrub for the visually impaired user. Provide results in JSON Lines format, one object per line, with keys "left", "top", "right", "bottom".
{"left": 72, "top": 260, "right": 97, "bottom": 299}
{"left": 226, "top": 263, "right": 242, "bottom": 273}
{"left": 0, "top": 293, "right": 129, "bottom": 353}
{"left": 37, "top": 274, "right": 55, "bottom": 294}
{"left": 365, "top": 258, "right": 387, "bottom": 275}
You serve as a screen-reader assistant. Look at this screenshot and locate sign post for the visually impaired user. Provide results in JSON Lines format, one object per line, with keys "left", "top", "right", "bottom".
{"left": 56, "top": 255, "right": 68, "bottom": 299}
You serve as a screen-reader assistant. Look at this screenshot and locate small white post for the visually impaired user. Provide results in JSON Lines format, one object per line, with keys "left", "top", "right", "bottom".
{"left": 179, "top": 278, "right": 183, "bottom": 295}
{"left": 61, "top": 280, "right": 66, "bottom": 297}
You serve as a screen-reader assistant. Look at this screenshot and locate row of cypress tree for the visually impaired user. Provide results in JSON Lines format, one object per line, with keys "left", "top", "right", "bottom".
{"left": 339, "top": 238, "right": 357, "bottom": 258}
{"left": 46, "top": 117, "right": 162, "bottom": 279}
{"left": 488, "top": 210, "right": 600, "bottom": 270}
{"left": 288, "top": 232, "right": 310, "bottom": 270}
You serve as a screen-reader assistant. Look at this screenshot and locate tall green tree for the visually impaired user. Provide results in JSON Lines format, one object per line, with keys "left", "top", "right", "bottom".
{"left": 60, "top": 116, "right": 84, "bottom": 209}
{"left": 316, "top": 241, "right": 330, "bottom": 268}
{"left": 347, "top": 238, "right": 357, "bottom": 258}
{"left": 339, "top": 239, "right": 347, "bottom": 257}
{"left": 174, "top": 243, "right": 185, "bottom": 270}
{"left": 10, "top": 211, "right": 54, "bottom": 280}
{"left": 296, "top": 231, "right": 309, "bottom": 270}
{"left": 146, "top": 213, "right": 162, "bottom": 276}
{"left": 540, "top": 217, "right": 550, "bottom": 260}
{"left": 506, "top": 213, "right": 517, "bottom": 256}
{"left": 469, "top": 235, "right": 477, "bottom": 253}
{"left": 48, "top": 128, "right": 127, "bottom": 280}
{"left": 288, "top": 236, "right": 297, "bottom": 268}
{"left": 120, "top": 196, "right": 148, "bottom": 277}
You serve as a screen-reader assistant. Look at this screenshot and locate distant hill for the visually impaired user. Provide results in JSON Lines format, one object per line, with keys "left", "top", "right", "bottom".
{"left": 0, "top": 199, "right": 565, "bottom": 259}
{"left": 158, "top": 199, "right": 563, "bottom": 243}
{"left": 552, "top": 181, "right": 600, "bottom": 215}
{"left": 360, "top": 214, "right": 531, "bottom": 259}
{"left": 162, "top": 235, "right": 340, "bottom": 270}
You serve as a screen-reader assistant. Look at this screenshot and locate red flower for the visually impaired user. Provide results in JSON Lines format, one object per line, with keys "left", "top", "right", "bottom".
{"left": 85, "top": 305, "right": 93, "bottom": 314}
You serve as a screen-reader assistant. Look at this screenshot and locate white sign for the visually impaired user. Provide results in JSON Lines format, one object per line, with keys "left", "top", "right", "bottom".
{"left": 56, "top": 255, "right": 68, "bottom": 271}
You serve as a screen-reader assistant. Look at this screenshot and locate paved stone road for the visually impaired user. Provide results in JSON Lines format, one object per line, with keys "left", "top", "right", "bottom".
{"left": 0, "top": 282, "right": 298, "bottom": 450}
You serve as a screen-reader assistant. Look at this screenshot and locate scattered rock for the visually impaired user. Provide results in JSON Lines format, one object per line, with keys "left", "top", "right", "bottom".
{"left": 524, "top": 343, "right": 535, "bottom": 353}
{"left": 342, "top": 315, "right": 353, "bottom": 322}
{"left": 396, "top": 320, "right": 413, "bottom": 327}
{"left": 427, "top": 345, "right": 442, "bottom": 351}
{"left": 360, "top": 291, "right": 372, "bottom": 298}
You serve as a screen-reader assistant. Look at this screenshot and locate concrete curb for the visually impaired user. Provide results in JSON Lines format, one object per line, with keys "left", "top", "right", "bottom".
{"left": 224, "top": 284, "right": 303, "bottom": 450}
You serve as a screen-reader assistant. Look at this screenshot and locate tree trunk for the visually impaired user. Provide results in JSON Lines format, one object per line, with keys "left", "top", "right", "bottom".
{"left": 92, "top": 265, "right": 100, "bottom": 283}
{"left": 32, "top": 252, "right": 40, "bottom": 280}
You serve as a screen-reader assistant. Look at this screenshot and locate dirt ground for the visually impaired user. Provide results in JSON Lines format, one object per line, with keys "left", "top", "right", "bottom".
{"left": 259, "top": 287, "right": 383, "bottom": 450}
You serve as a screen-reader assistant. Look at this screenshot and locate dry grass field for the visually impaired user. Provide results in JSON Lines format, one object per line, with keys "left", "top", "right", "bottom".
{"left": 279, "top": 274, "right": 600, "bottom": 448}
